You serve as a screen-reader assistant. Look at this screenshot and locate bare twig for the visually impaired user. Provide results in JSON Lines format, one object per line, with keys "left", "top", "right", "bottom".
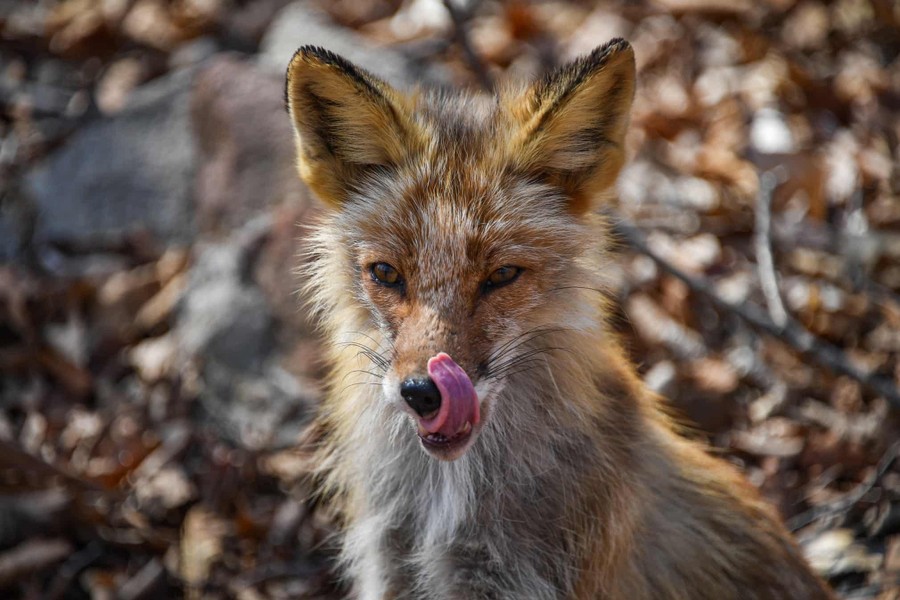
{"left": 442, "top": 0, "right": 494, "bottom": 92}
{"left": 0, "top": 439, "right": 104, "bottom": 491}
{"left": 754, "top": 169, "right": 789, "bottom": 327}
{"left": 44, "top": 542, "right": 103, "bottom": 600}
{"left": 841, "top": 578, "right": 900, "bottom": 600}
{"left": 0, "top": 538, "right": 72, "bottom": 586}
{"left": 613, "top": 218, "right": 900, "bottom": 408}
{"left": 787, "top": 441, "right": 900, "bottom": 532}
{"left": 117, "top": 558, "right": 166, "bottom": 600}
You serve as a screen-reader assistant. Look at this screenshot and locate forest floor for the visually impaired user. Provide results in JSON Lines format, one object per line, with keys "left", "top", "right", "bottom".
{"left": 0, "top": 0, "right": 899, "bottom": 598}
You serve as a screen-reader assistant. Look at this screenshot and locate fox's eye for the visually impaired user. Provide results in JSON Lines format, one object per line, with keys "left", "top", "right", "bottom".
{"left": 484, "top": 266, "right": 522, "bottom": 291}
{"left": 371, "top": 262, "right": 402, "bottom": 287}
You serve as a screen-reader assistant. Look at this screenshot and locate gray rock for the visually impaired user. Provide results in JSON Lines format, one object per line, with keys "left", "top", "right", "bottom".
{"left": 252, "top": 201, "right": 321, "bottom": 340}
{"left": 200, "top": 360, "right": 314, "bottom": 450}
{"left": 190, "top": 55, "right": 310, "bottom": 234}
{"left": 177, "top": 215, "right": 274, "bottom": 369}
{"left": 260, "top": 2, "right": 416, "bottom": 86}
{"left": 169, "top": 37, "right": 220, "bottom": 70}
{"left": 0, "top": 179, "right": 36, "bottom": 262}
{"left": 0, "top": 205, "right": 25, "bottom": 261}
{"left": 177, "top": 215, "right": 315, "bottom": 449}
{"left": 26, "top": 67, "right": 197, "bottom": 247}
{"left": 191, "top": 55, "right": 328, "bottom": 338}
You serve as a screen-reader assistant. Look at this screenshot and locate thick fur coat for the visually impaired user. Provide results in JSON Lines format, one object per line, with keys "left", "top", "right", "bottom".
{"left": 285, "top": 39, "right": 834, "bottom": 599}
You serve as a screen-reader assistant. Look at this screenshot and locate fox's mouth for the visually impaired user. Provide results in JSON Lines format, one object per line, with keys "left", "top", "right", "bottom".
{"left": 416, "top": 417, "right": 484, "bottom": 461}
{"left": 410, "top": 353, "right": 481, "bottom": 461}
{"left": 418, "top": 419, "right": 471, "bottom": 442}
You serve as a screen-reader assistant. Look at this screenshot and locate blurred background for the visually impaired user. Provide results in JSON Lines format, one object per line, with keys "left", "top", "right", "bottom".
{"left": 1, "top": 0, "right": 899, "bottom": 597}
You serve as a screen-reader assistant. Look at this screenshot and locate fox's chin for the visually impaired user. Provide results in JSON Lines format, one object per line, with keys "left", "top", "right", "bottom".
{"left": 416, "top": 418, "right": 484, "bottom": 462}
{"left": 413, "top": 379, "right": 497, "bottom": 461}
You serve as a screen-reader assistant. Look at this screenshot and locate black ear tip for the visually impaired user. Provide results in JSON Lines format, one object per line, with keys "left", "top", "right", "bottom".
{"left": 293, "top": 46, "right": 338, "bottom": 64}
{"left": 589, "top": 38, "right": 634, "bottom": 63}
{"left": 289, "top": 46, "right": 358, "bottom": 74}
{"left": 606, "top": 38, "right": 631, "bottom": 50}
{"left": 286, "top": 46, "right": 358, "bottom": 110}
{"left": 287, "top": 46, "right": 381, "bottom": 100}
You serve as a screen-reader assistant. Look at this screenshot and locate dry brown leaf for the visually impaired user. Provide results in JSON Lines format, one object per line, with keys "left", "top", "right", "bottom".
{"left": 181, "top": 505, "right": 229, "bottom": 598}
{"left": 651, "top": 0, "right": 754, "bottom": 17}
{"left": 733, "top": 417, "right": 805, "bottom": 457}
{"left": 803, "top": 528, "right": 884, "bottom": 578}
{"left": 626, "top": 293, "right": 706, "bottom": 360}
{"left": 686, "top": 357, "right": 740, "bottom": 394}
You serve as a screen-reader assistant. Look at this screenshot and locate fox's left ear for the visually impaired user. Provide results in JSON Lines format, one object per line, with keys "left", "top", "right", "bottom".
{"left": 510, "top": 39, "right": 635, "bottom": 213}
{"left": 285, "top": 47, "right": 416, "bottom": 207}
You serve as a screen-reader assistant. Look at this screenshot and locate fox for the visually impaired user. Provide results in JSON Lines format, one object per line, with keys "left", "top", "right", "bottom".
{"left": 284, "top": 39, "right": 835, "bottom": 599}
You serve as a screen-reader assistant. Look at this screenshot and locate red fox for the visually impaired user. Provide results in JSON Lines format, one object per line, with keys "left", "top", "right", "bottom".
{"left": 285, "top": 39, "right": 834, "bottom": 599}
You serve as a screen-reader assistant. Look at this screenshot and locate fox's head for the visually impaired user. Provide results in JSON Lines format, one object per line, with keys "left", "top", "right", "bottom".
{"left": 287, "top": 40, "right": 635, "bottom": 462}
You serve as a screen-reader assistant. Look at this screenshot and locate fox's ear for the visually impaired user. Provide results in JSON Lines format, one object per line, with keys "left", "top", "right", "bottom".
{"left": 510, "top": 39, "right": 635, "bottom": 213}
{"left": 285, "top": 47, "right": 414, "bottom": 206}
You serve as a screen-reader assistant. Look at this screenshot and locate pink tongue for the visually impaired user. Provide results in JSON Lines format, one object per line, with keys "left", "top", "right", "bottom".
{"left": 420, "top": 353, "right": 480, "bottom": 437}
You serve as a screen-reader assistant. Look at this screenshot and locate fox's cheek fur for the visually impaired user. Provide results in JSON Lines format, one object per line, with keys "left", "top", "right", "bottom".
{"left": 358, "top": 256, "right": 545, "bottom": 394}
{"left": 354, "top": 231, "right": 581, "bottom": 459}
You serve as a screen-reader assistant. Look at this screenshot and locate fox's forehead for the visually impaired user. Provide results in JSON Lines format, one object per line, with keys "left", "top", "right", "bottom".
{"left": 338, "top": 166, "right": 582, "bottom": 278}
{"left": 332, "top": 91, "right": 585, "bottom": 273}
{"left": 414, "top": 89, "right": 503, "bottom": 150}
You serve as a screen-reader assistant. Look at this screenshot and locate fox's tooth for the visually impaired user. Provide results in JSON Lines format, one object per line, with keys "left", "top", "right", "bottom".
{"left": 457, "top": 421, "right": 472, "bottom": 436}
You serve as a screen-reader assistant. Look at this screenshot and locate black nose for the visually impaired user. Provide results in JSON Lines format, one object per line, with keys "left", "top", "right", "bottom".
{"left": 400, "top": 376, "right": 442, "bottom": 417}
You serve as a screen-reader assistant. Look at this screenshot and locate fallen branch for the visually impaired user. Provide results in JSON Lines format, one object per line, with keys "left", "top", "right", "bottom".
{"left": 442, "top": 0, "right": 494, "bottom": 92}
{"left": 0, "top": 439, "right": 104, "bottom": 492}
{"left": 754, "top": 169, "right": 789, "bottom": 327}
{"left": 612, "top": 218, "right": 900, "bottom": 409}
{"left": 117, "top": 558, "right": 166, "bottom": 600}
{"left": 786, "top": 441, "right": 900, "bottom": 532}
{"left": 0, "top": 538, "right": 72, "bottom": 586}
{"left": 841, "top": 577, "right": 900, "bottom": 600}
{"left": 43, "top": 542, "right": 103, "bottom": 600}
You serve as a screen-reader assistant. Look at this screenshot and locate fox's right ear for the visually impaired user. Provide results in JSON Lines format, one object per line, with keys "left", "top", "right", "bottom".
{"left": 509, "top": 39, "right": 635, "bottom": 214}
{"left": 285, "top": 47, "right": 415, "bottom": 206}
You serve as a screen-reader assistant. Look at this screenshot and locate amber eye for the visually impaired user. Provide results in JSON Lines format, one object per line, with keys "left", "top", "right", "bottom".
{"left": 370, "top": 262, "right": 402, "bottom": 287}
{"left": 484, "top": 266, "right": 522, "bottom": 291}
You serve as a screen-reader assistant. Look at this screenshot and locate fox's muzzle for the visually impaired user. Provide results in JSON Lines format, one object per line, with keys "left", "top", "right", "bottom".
{"left": 399, "top": 353, "right": 481, "bottom": 459}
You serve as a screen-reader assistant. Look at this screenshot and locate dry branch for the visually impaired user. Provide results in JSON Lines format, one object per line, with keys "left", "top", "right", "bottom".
{"left": 0, "top": 538, "right": 72, "bottom": 586}
{"left": 613, "top": 218, "right": 900, "bottom": 409}
{"left": 442, "top": 0, "right": 494, "bottom": 92}
{"left": 755, "top": 169, "right": 789, "bottom": 327}
{"left": 787, "top": 442, "right": 900, "bottom": 532}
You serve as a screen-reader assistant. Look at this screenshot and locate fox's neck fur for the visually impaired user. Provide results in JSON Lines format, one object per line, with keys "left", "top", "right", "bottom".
{"left": 285, "top": 41, "right": 834, "bottom": 599}
{"left": 331, "top": 330, "right": 642, "bottom": 599}
{"left": 314, "top": 307, "right": 829, "bottom": 599}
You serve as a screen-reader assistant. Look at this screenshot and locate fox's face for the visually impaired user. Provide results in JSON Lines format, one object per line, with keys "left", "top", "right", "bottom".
{"left": 287, "top": 41, "right": 635, "bottom": 461}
